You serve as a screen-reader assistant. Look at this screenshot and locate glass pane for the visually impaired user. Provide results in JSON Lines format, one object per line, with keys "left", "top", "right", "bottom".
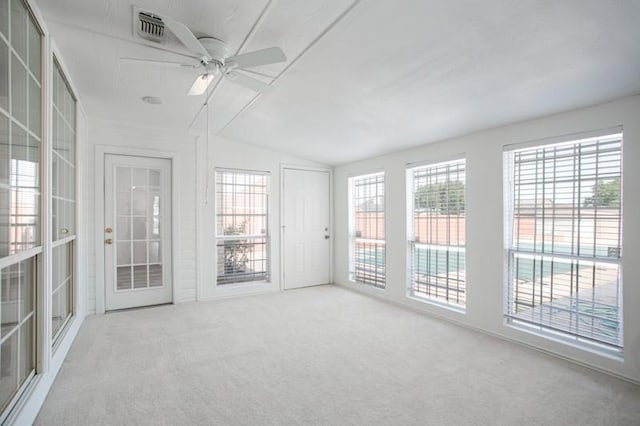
{"left": 116, "top": 241, "right": 130, "bottom": 266}
{"left": 63, "top": 161, "right": 71, "bottom": 200}
{"left": 116, "top": 192, "right": 131, "bottom": 216}
{"left": 0, "top": 262, "right": 18, "bottom": 337}
{"left": 19, "top": 315, "right": 33, "bottom": 383}
{"left": 10, "top": 53, "right": 27, "bottom": 126}
{"left": 59, "top": 243, "right": 69, "bottom": 280}
{"left": 149, "top": 169, "right": 160, "bottom": 188}
{"left": 12, "top": 187, "right": 39, "bottom": 252}
{"left": 132, "top": 187, "right": 146, "bottom": 216}
{"left": 0, "top": 330, "right": 18, "bottom": 408}
{"left": 116, "top": 216, "right": 130, "bottom": 240}
{"left": 148, "top": 192, "right": 160, "bottom": 238}
{"left": 51, "top": 64, "right": 58, "bottom": 108}
{"left": 19, "top": 256, "right": 32, "bottom": 320}
{"left": 28, "top": 16, "right": 40, "bottom": 82}
{"left": 0, "top": 113, "right": 8, "bottom": 185}
{"left": 0, "top": 187, "right": 8, "bottom": 257}
{"left": 28, "top": 135, "right": 38, "bottom": 178}
{"left": 59, "top": 281, "right": 68, "bottom": 327}
{"left": 132, "top": 241, "right": 146, "bottom": 264}
{"left": 132, "top": 168, "right": 146, "bottom": 187}
{"left": 51, "top": 115, "right": 58, "bottom": 161}
{"left": 10, "top": 122, "right": 39, "bottom": 253}
{"left": 117, "top": 266, "right": 131, "bottom": 290}
{"left": 132, "top": 217, "right": 146, "bottom": 240}
{"left": 0, "top": 40, "right": 8, "bottom": 111}
{"left": 28, "top": 75, "right": 40, "bottom": 136}
{"left": 133, "top": 265, "right": 147, "bottom": 289}
{"left": 149, "top": 264, "right": 162, "bottom": 287}
{"left": 0, "top": 0, "right": 7, "bottom": 39}
{"left": 149, "top": 241, "right": 161, "bottom": 263}
{"left": 51, "top": 198, "right": 58, "bottom": 241}
{"left": 65, "top": 199, "right": 74, "bottom": 236}
{"left": 51, "top": 288, "right": 60, "bottom": 335}
{"left": 10, "top": 0, "right": 27, "bottom": 63}
{"left": 116, "top": 167, "right": 131, "bottom": 191}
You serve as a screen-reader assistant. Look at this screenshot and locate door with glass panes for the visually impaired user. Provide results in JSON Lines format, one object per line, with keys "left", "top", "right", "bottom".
{"left": 104, "top": 155, "right": 172, "bottom": 310}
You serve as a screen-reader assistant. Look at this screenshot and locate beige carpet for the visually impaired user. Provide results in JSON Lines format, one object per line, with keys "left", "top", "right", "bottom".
{"left": 36, "top": 285, "right": 640, "bottom": 425}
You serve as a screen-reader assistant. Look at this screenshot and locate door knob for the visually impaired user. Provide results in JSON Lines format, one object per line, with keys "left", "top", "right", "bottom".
{"left": 105, "top": 227, "right": 113, "bottom": 233}
{"left": 105, "top": 238, "right": 113, "bottom": 245}
{"left": 325, "top": 235, "right": 330, "bottom": 239}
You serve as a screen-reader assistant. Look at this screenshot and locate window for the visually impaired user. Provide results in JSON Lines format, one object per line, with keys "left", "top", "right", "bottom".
{"left": 504, "top": 132, "right": 623, "bottom": 350}
{"left": 0, "top": 0, "right": 42, "bottom": 416}
{"left": 408, "top": 159, "right": 466, "bottom": 308}
{"left": 348, "top": 172, "right": 385, "bottom": 288}
{"left": 51, "top": 57, "right": 75, "bottom": 344}
{"left": 215, "top": 169, "right": 269, "bottom": 285}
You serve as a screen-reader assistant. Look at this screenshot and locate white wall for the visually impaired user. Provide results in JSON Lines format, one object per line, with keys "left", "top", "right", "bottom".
{"left": 333, "top": 95, "right": 640, "bottom": 383}
{"left": 196, "top": 135, "right": 327, "bottom": 300}
{"left": 82, "top": 121, "right": 326, "bottom": 313}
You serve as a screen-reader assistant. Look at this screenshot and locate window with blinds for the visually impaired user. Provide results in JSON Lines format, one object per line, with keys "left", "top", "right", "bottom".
{"left": 504, "top": 132, "right": 623, "bottom": 350}
{"left": 348, "top": 172, "right": 385, "bottom": 288}
{"left": 408, "top": 159, "right": 466, "bottom": 307}
{"left": 215, "top": 169, "right": 269, "bottom": 285}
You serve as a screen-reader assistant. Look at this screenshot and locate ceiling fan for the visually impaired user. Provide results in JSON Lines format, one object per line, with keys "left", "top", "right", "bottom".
{"left": 122, "top": 13, "right": 287, "bottom": 95}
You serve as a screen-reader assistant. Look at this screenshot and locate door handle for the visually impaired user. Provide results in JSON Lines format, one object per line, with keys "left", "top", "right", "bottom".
{"left": 105, "top": 238, "right": 113, "bottom": 245}
{"left": 324, "top": 235, "right": 330, "bottom": 239}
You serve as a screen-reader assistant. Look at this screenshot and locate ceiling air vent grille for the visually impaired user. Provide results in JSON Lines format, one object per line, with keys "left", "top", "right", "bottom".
{"left": 137, "top": 11, "right": 165, "bottom": 43}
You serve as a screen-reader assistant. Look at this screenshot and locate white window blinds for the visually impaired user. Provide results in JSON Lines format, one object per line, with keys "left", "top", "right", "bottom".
{"left": 408, "top": 159, "right": 466, "bottom": 307}
{"left": 504, "top": 133, "right": 623, "bottom": 349}
{"left": 349, "top": 172, "right": 385, "bottom": 288}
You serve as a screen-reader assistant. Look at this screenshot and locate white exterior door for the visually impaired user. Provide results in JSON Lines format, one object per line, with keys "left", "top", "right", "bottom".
{"left": 282, "top": 168, "right": 331, "bottom": 289}
{"left": 104, "top": 155, "right": 172, "bottom": 310}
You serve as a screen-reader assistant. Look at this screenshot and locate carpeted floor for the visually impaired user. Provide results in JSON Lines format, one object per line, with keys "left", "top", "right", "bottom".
{"left": 36, "top": 285, "right": 640, "bottom": 425}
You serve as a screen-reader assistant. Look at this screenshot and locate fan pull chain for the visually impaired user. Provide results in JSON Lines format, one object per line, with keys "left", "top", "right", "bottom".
{"left": 204, "top": 97, "right": 210, "bottom": 204}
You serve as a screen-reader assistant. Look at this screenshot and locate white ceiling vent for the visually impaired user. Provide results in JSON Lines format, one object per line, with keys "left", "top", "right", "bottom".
{"left": 133, "top": 7, "right": 165, "bottom": 43}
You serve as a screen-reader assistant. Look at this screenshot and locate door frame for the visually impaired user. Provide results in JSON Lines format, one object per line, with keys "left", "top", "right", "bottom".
{"left": 279, "top": 164, "right": 333, "bottom": 291}
{"left": 94, "top": 145, "right": 178, "bottom": 314}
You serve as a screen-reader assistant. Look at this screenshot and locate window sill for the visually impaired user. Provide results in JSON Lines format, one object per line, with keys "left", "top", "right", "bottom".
{"left": 406, "top": 294, "right": 466, "bottom": 315}
{"left": 505, "top": 318, "right": 623, "bottom": 362}
{"left": 349, "top": 279, "right": 386, "bottom": 290}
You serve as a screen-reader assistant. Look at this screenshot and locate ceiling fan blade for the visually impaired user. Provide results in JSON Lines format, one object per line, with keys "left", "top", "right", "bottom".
{"left": 225, "top": 47, "right": 286, "bottom": 69}
{"left": 225, "top": 71, "right": 273, "bottom": 93}
{"left": 160, "top": 15, "right": 209, "bottom": 59}
{"left": 120, "top": 57, "right": 198, "bottom": 68}
{"left": 188, "top": 74, "right": 215, "bottom": 96}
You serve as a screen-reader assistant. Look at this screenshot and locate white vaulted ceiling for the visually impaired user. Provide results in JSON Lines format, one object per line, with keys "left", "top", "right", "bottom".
{"left": 36, "top": 0, "right": 640, "bottom": 164}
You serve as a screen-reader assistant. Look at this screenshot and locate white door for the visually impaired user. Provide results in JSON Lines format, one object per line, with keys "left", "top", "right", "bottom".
{"left": 104, "top": 155, "right": 172, "bottom": 310}
{"left": 282, "top": 168, "right": 331, "bottom": 289}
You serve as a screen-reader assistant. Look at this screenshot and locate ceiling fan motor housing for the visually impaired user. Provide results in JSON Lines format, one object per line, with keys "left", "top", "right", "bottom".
{"left": 198, "top": 37, "right": 229, "bottom": 66}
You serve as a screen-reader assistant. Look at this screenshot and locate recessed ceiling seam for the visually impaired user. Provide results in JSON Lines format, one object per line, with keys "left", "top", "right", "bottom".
{"left": 216, "top": 0, "right": 364, "bottom": 136}
{"left": 187, "top": 0, "right": 277, "bottom": 132}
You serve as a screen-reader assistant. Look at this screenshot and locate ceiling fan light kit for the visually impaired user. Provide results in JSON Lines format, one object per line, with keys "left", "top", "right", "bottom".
{"left": 125, "top": 9, "right": 287, "bottom": 96}
{"left": 188, "top": 73, "right": 215, "bottom": 96}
